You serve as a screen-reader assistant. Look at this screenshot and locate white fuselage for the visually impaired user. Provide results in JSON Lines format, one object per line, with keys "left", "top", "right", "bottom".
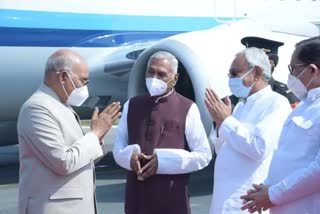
{"left": 0, "top": 0, "right": 319, "bottom": 145}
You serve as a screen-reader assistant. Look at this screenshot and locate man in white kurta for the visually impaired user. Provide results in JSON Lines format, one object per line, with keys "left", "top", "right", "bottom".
{"left": 205, "top": 47, "right": 292, "bottom": 213}
{"left": 241, "top": 36, "right": 320, "bottom": 214}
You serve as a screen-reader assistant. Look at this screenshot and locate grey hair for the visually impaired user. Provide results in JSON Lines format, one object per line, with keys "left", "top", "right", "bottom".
{"left": 147, "top": 51, "right": 178, "bottom": 74}
{"left": 45, "top": 54, "right": 75, "bottom": 74}
{"left": 238, "top": 47, "right": 271, "bottom": 81}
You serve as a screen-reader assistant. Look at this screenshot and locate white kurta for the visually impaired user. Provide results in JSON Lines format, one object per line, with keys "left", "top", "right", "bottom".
{"left": 266, "top": 88, "right": 320, "bottom": 214}
{"left": 209, "top": 86, "right": 292, "bottom": 214}
{"left": 113, "top": 95, "right": 212, "bottom": 174}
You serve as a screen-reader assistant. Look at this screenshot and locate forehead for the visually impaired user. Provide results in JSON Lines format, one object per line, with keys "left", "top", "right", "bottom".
{"left": 148, "top": 58, "right": 172, "bottom": 72}
{"left": 230, "top": 54, "right": 248, "bottom": 70}
{"left": 73, "top": 60, "right": 89, "bottom": 78}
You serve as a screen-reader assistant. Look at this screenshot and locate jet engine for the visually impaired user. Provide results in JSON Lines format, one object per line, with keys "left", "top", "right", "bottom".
{"left": 128, "top": 20, "right": 314, "bottom": 134}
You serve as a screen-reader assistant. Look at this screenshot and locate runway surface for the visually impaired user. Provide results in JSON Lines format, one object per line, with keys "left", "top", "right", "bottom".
{"left": 0, "top": 127, "right": 215, "bottom": 214}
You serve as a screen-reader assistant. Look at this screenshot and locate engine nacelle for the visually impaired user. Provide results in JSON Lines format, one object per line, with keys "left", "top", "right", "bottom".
{"left": 128, "top": 20, "right": 313, "bottom": 134}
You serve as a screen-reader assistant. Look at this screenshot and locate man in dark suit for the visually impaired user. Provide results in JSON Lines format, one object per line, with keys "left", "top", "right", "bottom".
{"left": 241, "top": 36, "right": 300, "bottom": 108}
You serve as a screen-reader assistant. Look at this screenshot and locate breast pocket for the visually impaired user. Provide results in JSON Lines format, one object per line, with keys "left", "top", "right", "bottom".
{"left": 49, "top": 187, "right": 84, "bottom": 200}
{"left": 290, "top": 116, "right": 319, "bottom": 146}
{"left": 291, "top": 116, "right": 313, "bottom": 129}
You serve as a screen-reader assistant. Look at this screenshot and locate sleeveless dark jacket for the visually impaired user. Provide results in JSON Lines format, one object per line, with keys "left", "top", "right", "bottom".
{"left": 125, "top": 91, "right": 193, "bottom": 214}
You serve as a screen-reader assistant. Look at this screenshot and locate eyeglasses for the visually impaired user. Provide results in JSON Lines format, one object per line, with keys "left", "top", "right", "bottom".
{"left": 288, "top": 63, "right": 306, "bottom": 75}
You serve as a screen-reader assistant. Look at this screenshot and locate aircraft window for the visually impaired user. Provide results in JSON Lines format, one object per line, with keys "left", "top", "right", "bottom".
{"left": 126, "top": 49, "right": 145, "bottom": 60}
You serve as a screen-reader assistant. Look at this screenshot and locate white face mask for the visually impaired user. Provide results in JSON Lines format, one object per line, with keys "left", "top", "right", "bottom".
{"left": 145, "top": 77, "right": 169, "bottom": 96}
{"left": 62, "top": 72, "right": 89, "bottom": 106}
{"left": 287, "top": 67, "right": 313, "bottom": 100}
{"left": 228, "top": 67, "right": 256, "bottom": 98}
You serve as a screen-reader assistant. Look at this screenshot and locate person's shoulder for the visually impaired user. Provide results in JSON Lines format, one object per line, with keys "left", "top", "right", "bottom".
{"left": 18, "top": 90, "right": 50, "bottom": 126}
{"left": 20, "top": 90, "right": 45, "bottom": 110}
{"left": 175, "top": 92, "right": 194, "bottom": 104}
{"left": 129, "top": 94, "right": 149, "bottom": 103}
{"left": 268, "top": 89, "right": 292, "bottom": 109}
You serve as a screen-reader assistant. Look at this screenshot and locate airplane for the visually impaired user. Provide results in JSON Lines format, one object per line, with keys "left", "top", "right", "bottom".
{"left": 0, "top": 0, "right": 319, "bottom": 146}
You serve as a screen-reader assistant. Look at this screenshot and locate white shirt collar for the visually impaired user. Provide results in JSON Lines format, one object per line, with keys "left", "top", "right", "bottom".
{"left": 306, "top": 87, "right": 320, "bottom": 102}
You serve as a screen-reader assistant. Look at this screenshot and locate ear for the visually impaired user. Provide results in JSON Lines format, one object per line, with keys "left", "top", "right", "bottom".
{"left": 173, "top": 73, "right": 179, "bottom": 86}
{"left": 253, "top": 66, "right": 263, "bottom": 80}
{"left": 309, "top": 64, "right": 318, "bottom": 75}
{"left": 58, "top": 71, "right": 68, "bottom": 84}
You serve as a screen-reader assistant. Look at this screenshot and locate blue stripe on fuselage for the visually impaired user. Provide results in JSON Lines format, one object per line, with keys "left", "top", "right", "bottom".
{"left": 0, "top": 27, "right": 180, "bottom": 47}
{"left": 0, "top": 9, "right": 236, "bottom": 47}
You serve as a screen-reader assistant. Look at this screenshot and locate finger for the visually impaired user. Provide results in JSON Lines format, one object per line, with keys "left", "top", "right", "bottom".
{"left": 142, "top": 154, "right": 154, "bottom": 160}
{"left": 223, "top": 96, "right": 232, "bottom": 108}
{"left": 252, "top": 184, "right": 263, "bottom": 190}
{"left": 102, "top": 102, "right": 118, "bottom": 114}
{"left": 130, "top": 153, "right": 141, "bottom": 173}
{"left": 206, "top": 88, "right": 218, "bottom": 104}
{"left": 247, "top": 189, "right": 256, "bottom": 194}
{"left": 250, "top": 205, "right": 261, "bottom": 213}
{"left": 205, "top": 97, "right": 213, "bottom": 110}
{"left": 205, "top": 89, "right": 213, "bottom": 102}
{"left": 107, "top": 102, "right": 121, "bottom": 116}
{"left": 141, "top": 157, "right": 154, "bottom": 172}
{"left": 241, "top": 200, "right": 256, "bottom": 210}
{"left": 136, "top": 159, "right": 142, "bottom": 173}
{"left": 208, "top": 88, "right": 221, "bottom": 103}
{"left": 91, "top": 107, "right": 99, "bottom": 120}
{"left": 240, "top": 194, "right": 252, "bottom": 200}
{"left": 205, "top": 90, "right": 215, "bottom": 107}
{"left": 112, "top": 112, "right": 122, "bottom": 121}
{"left": 141, "top": 166, "right": 154, "bottom": 179}
{"left": 242, "top": 199, "right": 248, "bottom": 204}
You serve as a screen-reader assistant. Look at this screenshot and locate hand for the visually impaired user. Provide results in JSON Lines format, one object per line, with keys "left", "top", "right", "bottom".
{"left": 242, "top": 184, "right": 262, "bottom": 205}
{"left": 242, "top": 184, "right": 263, "bottom": 214}
{"left": 91, "top": 102, "right": 121, "bottom": 140}
{"left": 205, "top": 88, "right": 232, "bottom": 127}
{"left": 240, "top": 184, "right": 275, "bottom": 213}
{"left": 130, "top": 152, "right": 144, "bottom": 174}
{"left": 139, "top": 154, "right": 158, "bottom": 180}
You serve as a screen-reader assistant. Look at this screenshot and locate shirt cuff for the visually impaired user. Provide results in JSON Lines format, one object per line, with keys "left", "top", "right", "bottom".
{"left": 154, "top": 148, "right": 187, "bottom": 174}
{"left": 218, "top": 116, "right": 239, "bottom": 141}
{"left": 268, "top": 185, "right": 281, "bottom": 205}
{"left": 84, "top": 132, "right": 104, "bottom": 160}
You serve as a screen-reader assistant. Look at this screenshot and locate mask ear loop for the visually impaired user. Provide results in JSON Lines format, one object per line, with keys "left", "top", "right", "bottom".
{"left": 64, "top": 72, "right": 77, "bottom": 90}
{"left": 241, "top": 67, "right": 256, "bottom": 89}
{"left": 56, "top": 71, "right": 69, "bottom": 98}
{"left": 166, "top": 74, "right": 176, "bottom": 89}
{"left": 240, "top": 67, "right": 254, "bottom": 80}
{"left": 305, "top": 65, "right": 318, "bottom": 89}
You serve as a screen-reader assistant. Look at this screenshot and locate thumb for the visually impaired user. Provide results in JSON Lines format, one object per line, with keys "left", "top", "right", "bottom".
{"left": 252, "top": 184, "right": 262, "bottom": 190}
{"left": 91, "top": 107, "right": 99, "bottom": 120}
{"left": 223, "top": 96, "right": 232, "bottom": 108}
